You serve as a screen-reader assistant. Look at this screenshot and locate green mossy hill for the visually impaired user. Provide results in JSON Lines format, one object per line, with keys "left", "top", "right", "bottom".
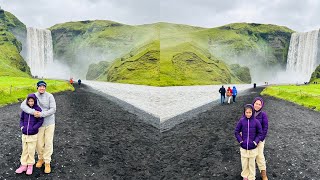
{"left": 86, "top": 61, "right": 110, "bottom": 80}
{"left": 205, "top": 23, "right": 294, "bottom": 68}
{"left": 51, "top": 21, "right": 293, "bottom": 86}
{"left": 97, "top": 40, "right": 160, "bottom": 86}
{"left": 229, "top": 64, "right": 251, "bottom": 83}
{"left": 50, "top": 20, "right": 159, "bottom": 77}
{"left": 0, "top": 9, "right": 30, "bottom": 77}
{"left": 310, "top": 64, "right": 320, "bottom": 83}
{"left": 159, "top": 42, "right": 245, "bottom": 86}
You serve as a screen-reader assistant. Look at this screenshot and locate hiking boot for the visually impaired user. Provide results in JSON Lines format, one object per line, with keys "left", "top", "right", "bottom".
{"left": 44, "top": 163, "right": 51, "bottom": 173}
{"left": 36, "top": 159, "right": 44, "bottom": 168}
{"left": 26, "top": 165, "right": 33, "bottom": 175}
{"left": 15, "top": 165, "right": 27, "bottom": 174}
{"left": 261, "top": 170, "right": 268, "bottom": 180}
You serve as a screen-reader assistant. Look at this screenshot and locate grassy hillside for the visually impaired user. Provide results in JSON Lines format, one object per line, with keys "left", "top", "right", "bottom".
{"left": 0, "top": 9, "right": 30, "bottom": 77}
{"left": 51, "top": 21, "right": 294, "bottom": 86}
{"left": 310, "top": 64, "right": 320, "bottom": 83}
{"left": 97, "top": 40, "right": 160, "bottom": 86}
{"left": 261, "top": 84, "right": 320, "bottom": 111}
{"left": 50, "top": 20, "right": 159, "bottom": 78}
{"left": 0, "top": 77, "right": 74, "bottom": 106}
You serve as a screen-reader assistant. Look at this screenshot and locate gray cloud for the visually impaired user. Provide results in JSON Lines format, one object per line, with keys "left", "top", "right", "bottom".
{"left": 0, "top": 0, "right": 319, "bottom": 31}
{"left": 0, "top": 0, "right": 160, "bottom": 28}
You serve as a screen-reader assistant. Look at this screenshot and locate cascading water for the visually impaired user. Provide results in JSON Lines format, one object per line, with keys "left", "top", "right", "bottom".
{"left": 26, "top": 27, "right": 53, "bottom": 78}
{"left": 286, "top": 30, "right": 320, "bottom": 83}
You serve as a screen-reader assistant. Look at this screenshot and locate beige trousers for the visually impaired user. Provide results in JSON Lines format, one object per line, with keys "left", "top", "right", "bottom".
{"left": 37, "top": 124, "right": 55, "bottom": 163}
{"left": 240, "top": 148, "right": 258, "bottom": 180}
{"left": 20, "top": 134, "right": 38, "bottom": 165}
{"left": 256, "top": 140, "right": 267, "bottom": 171}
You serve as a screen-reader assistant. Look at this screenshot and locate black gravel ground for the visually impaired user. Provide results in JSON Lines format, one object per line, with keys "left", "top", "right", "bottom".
{"left": 0, "top": 85, "right": 160, "bottom": 180}
{"left": 0, "top": 85, "right": 319, "bottom": 180}
{"left": 159, "top": 87, "right": 320, "bottom": 180}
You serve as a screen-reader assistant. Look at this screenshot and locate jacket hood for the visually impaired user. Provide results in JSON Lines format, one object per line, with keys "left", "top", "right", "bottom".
{"left": 252, "top": 97, "right": 264, "bottom": 112}
{"left": 26, "top": 94, "right": 38, "bottom": 107}
{"left": 243, "top": 104, "right": 255, "bottom": 120}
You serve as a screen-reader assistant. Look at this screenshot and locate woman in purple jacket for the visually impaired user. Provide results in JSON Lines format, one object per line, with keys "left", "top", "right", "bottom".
{"left": 253, "top": 97, "right": 269, "bottom": 180}
{"left": 235, "top": 104, "right": 262, "bottom": 180}
{"left": 15, "top": 94, "right": 44, "bottom": 175}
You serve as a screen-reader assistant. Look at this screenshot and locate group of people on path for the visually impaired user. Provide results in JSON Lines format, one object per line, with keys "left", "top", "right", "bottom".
{"left": 15, "top": 81, "right": 56, "bottom": 175}
{"left": 219, "top": 85, "right": 238, "bottom": 104}
{"left": 69, "top": 78, "right": 82, "bottom": 87}
{"left": 235, "top": 97, "right": 269, "bottom": 180}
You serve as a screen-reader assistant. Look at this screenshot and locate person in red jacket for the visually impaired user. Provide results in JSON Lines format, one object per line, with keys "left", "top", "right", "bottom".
{"left": 226, "top": 86, "right": 233, "bottom": 104}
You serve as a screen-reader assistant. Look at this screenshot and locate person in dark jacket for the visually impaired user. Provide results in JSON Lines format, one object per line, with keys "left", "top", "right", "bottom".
{"left": 218, "top": 85, "right": 226, "bottom": 104}
{"left": 235, "top": 104, "right": 262, "bottom": 180}
{"left": 252, "top": 97, "right": 269, "bottom": 180}
{"left": 16, "top": 94, "right": 44, "bottom": 175}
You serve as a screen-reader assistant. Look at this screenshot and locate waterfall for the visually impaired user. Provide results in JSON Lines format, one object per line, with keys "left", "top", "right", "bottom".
{"left": 26, "top": 27, "right": 53, "bottom": 78}
{"left": 286, "top": 30, "right": 320, "bottom": 82}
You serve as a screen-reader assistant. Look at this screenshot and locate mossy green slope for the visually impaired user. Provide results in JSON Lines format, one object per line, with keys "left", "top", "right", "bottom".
{"left": 52, "top": 21, "right": 294, "bottom": 86}
{"left": 50, "top": 21, "right": 159, "bottom": 77}
{"left": 310, "top": 65, "right": 320, "bottom": 83}
{"left": 96, "top": 40, "right": 160, "bottom": 86}
{"left": 0, "top": 9, "right": 30, "bottom": 77}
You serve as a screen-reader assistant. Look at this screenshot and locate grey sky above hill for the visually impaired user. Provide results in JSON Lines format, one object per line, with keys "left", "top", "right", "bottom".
{"left": 0, "top": 0, "right": 319, "bottom": 32}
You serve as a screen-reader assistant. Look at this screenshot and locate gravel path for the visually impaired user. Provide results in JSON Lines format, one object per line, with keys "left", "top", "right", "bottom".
{"left": 0, "top": 84, "right": 160, "bottom": 180}
{"left": 0, "top": 84, "right": 319, "bottom": 179}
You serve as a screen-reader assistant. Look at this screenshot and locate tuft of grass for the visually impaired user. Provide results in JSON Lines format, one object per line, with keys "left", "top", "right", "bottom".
{"left": 261, "top": 84, "right": 320, "bottom": 111}
{"left": 0, "top": 77, "right": 74, "bottom": 107}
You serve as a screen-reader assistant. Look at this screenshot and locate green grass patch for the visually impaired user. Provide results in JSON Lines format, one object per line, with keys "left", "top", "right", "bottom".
{"left": 261, "top": 84, "right": 320, "bottom": 111}
{"left": 0, "top": 77, "right": 74, "bottom": 107}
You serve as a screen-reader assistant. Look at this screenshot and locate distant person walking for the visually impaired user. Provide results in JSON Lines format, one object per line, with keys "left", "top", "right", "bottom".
{"left": 20, "top": 81, "right": 56, "bottom": 174}
{"left": 226, "top": 87, "right": 232, "bottom": 104}
{"left": 232, "top": 86, "right": 238, "bottom": 103}
{"left": 78, "top": 79, "right": 81, "bottom": 87}
{"left": 69, "top": 78, "right": 74, "bottom": 86}
{"left": 252, "top": 97, "right": 269, "bottom": 180}
{"left": 235, "top": 104, "right": 262, "bottom": 180}
{"left": 219, "top": 85, "right": 226, "bottom": 104}
{"left": 16, "top": 94, "right": 44, "bottom": 175}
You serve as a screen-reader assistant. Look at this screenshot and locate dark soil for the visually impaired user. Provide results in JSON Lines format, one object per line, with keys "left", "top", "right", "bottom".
{"left": 159, "top": 87, "right": 320, "bottom": 180}
{"left": 0, "top": 85, "right": 319, "bottom": 180}
{"left": 0, "top": 85, "right": 160, "bottom": 180}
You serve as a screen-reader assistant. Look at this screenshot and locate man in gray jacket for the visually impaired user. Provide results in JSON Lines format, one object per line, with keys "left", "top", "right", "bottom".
{"left": 20, "top": 80, "right": 56, "bottom": 173}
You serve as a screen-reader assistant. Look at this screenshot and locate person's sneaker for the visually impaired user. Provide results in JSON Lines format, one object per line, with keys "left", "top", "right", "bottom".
{"left": 44, "top": 163, "right": 51, "bottom": 173}
{"left": 36, "top": 159, "right": 44, "bottom": 168}
{"left": 15, "top": 165, "right": 27, "bottom": 174}
{"left": 26, "top": 165, "right": 33, "bottom": 175}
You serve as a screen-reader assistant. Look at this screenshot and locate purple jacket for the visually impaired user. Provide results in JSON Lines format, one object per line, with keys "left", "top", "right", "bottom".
{"left": 20, "top": 94, "right": 44, "bottom": 135}
{"left": 253, "top": 97, "right": 269, "bottom": 142}
{"left": 235, "top": 104, "right": 263, "bottom": 150}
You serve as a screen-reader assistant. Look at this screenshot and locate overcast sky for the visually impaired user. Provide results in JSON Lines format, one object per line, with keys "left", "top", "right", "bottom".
{"left": 0, "top": 0, "right": 319, "bottom": 32}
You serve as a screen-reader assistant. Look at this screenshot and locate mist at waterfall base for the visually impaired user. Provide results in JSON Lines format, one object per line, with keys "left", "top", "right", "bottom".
{"left": 45, "top": 60, "right": 71, "bottom": 80}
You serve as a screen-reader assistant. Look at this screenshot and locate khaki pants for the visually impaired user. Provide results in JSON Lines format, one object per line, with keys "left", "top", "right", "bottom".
{"left": 37, "top": 124, "right": 55, "bottom": 163}
{"left": 20, "top": 134, "right": 38, "bottom": 165}
{"left": 256, "top": 140, "right": 266, "bottom": 171}
{"left": 240, "top": 148, "right": 258, "bottom": 180}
